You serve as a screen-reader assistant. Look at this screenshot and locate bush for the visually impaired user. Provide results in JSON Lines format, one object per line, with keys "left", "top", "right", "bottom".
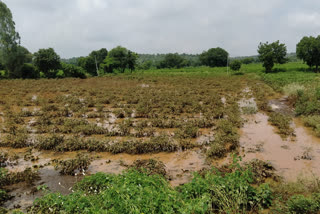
{"left": 287, "top": 194, "right": 320, "bottom": 214}
{"left": 230, "top": 60, "right": 242, "bottom": 71}
{"left": 61, "top": 63, "right": 86, "bottom": 79}
{"left": 283, "top": 83, "right": 305, "bottom": 97}
{"left": 56, "top": 69, "right": 65, "bottom": 78}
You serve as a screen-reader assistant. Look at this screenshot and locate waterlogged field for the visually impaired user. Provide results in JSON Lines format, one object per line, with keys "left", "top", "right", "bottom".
{"left": 1, "top": 64, "right": 320, "bottom": 213}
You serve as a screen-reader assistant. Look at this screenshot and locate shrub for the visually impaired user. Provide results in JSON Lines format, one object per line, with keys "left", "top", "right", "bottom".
{"left": 287, "top": 194, "right": 320, "bottom": 214}
{"left": 283, "top": 83, "right": 305, "bottom": 97}
{"left": 230, "top": 60, "right": 242, "bottom": 71}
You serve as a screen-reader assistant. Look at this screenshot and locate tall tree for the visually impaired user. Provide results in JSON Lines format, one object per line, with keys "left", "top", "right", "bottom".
{"left": 33, "top": 48, "right": 61, "bottom": 78}
{"left": 296, "top": 36, "right": 320, "bottom": 72}
{"left": 100, "top": 46, "right": 138, "bottom": 74}
{"left": 5, "top": 46, "right": 32, "bottom": 78}
{"left": 0, "top": 1, "right": 20, "bottom": 51}
{"left": 127, "top": 50, "right": 138, "bottom": 72}
{"left": 78, "top": 48, "right": 108, "bottom": 76}
{"left": 200, "top": 48, "right": 228, "bottom": 67}
{"left": 0, "top": 1, "right": 29, "bottom": 78}
{"left": 258, "top": 41, "right": 287, "bottom": 73}
{"left": 78, "top": 56, "right": 96, "bottom": 76}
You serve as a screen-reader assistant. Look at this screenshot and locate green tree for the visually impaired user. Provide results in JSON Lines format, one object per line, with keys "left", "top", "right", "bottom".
{"left": 89, "top": 48, "right": 108, "bottom": 65}
{"left": 33, "top": 48, "right": 61, "bottom": 78}
{"left": 100, "top": 46, "right": 137, "bottom": 73}
{"left": 78, "top": 48, "right": 108, "bottom": 76}
{"left": 20, "top": 63, "right": 39, "bottom": 79}
{"left": 78, "top": 56, "right": 96, "bottom": 76}
{"left": 241, "top": 57, "right": 254, "bottom": 64}
{"left": 0, "top": 1, "right": 20, "bottom": 51}
{"left": 157, "top": 53, "right": 189, "bottom": 69}
{"left": 200, "top": 47, "right": 229, "bottom": 67}
{"left": 138, "top": 60, "right": 153, "bottom": 70}
{"left": 230, "top": 60, "right": 242, "bottom": 71}
{"left": 61, "top": 63, "right": 86, "bottom": 78}
{"left": 3, "top": 45, "right": 32, "bottom": 78}
{"left": 296, "top": 36, "right": 320, "bottom": 72}
{"left": 0, "top": 1, "right": 31, "bottom": 78}
{"left": 0, "top": 59, "right": 4, "bottom": 70}
{"left": 258, "top": 41, "right": 287, "bottom": 73}
{"left": 108, "top": 46, "right": 128, "bottom": 73}
{"left": 127, "top": 50, "right": 138, "bottom": 72}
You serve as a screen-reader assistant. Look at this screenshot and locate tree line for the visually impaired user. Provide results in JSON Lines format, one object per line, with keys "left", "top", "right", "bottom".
{"left": 1, "top": 1, "right": 320, "bottom": 80}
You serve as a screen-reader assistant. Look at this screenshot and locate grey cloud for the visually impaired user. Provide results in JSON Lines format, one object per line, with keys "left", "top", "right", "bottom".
{"left": 3, "top": 0, "right": 320, "bottom": 58}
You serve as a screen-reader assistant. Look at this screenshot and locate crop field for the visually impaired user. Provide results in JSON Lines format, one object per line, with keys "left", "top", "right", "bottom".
{"left": 1, "top": 63, "right": 320, "bottom": 213}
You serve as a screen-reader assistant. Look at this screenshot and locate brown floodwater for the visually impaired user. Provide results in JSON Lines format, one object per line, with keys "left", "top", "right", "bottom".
{"left": 240, "top": 112, "right": 320, "bottom": 181}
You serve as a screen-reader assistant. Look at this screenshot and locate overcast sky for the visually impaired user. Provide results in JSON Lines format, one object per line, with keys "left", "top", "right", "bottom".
{"left": 3, "top": 0, "right": 320, "bottom": 58}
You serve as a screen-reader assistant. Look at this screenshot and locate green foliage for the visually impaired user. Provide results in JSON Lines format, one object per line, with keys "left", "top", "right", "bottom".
{"left": 295, "top": 90, "right": 320, "bottom": 116}
{"left": 200, "top": 47, "right": 229, "bottom": 67}
{"left": 78, "top": 56, "right": 97, "bottom": 76}
{"left": 157, "top": 53, "right": 189, "bottom": 69}
{"left": 230, "top": 59, "right": 242, "bottom": 71}
{"left": 100, "top": 46, "right": 138, "bottom": 74}
{"left": 0, "top": 1, "right": 22, "bottom": 78}
{"left": 33, "top": 48, "right": 61, "bottom": 78}
{"left": 297, "top": 35, "right": 320, "bottom": 72}
{"left": 2, "top": 46, "right": 32, "bottom": 78}
{"left": 287, "top": 194, "right": 320, "bottom": 214}
{"left": 20, "top": 63, "right": 39, "bottom": 79}
{"left": 258, "top": 40, "right": 287, "bottom": 73}
{"left": 78, "top": 48, "right": 108, "bottom": 76}
{"left": 0, "top": 1, "right": 20, "bottom": 50}
{"left": 241, "top": 57, "right": 255, "bottom": 64}
{"left": 61, "top": 63, "right": 86, "bottom": 78}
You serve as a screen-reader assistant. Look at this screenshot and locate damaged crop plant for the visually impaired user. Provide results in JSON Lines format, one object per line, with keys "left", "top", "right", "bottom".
{"left": 2, "top": 65, "right": 320, "bottom": 213}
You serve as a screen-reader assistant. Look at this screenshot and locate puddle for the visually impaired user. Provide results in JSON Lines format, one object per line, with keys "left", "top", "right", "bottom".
{"left": 240, "top": 112, "right": 320, "bottom": 181}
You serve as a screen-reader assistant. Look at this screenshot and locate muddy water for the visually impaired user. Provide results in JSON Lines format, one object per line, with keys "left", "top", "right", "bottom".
{"left": 240, "top": 112, "right": 320, "bottom": 181}
{"left": 90, "top": 149, "right": 208, "bottom": 186}
{"left": 2, "top": 148, "right": 208, "bottom": 210}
